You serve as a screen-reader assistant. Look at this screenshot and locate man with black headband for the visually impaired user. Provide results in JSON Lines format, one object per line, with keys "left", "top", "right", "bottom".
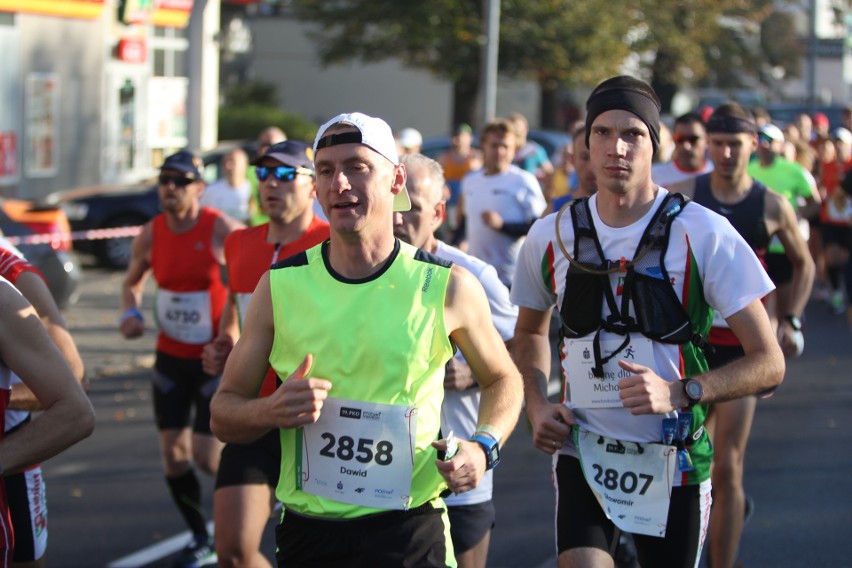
{"left": 512, "top": 76, "right": 784, "bottom": 567}
{"left": 671, "top": 102, "right": 813, "bottom": 568}
{"left": 211, "top": 112, "right": 523, "bottom": 567}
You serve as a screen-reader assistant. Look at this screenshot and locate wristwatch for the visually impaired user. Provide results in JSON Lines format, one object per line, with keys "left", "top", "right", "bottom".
{"left": 784, "top": 314, "right": 802, "bottom": 331}
{"left": 470, "top": 433, "right": 501, "bottom": 470}
{"left": 683, "top": 378, "right": 704, "bottom": 408}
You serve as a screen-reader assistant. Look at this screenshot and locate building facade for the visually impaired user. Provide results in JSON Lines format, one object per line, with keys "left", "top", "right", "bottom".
{"left": 0, "top": 0, "right": 198, "bottom": 200}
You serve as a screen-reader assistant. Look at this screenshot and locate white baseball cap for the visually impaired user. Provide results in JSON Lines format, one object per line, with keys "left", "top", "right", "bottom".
{"left": 759, "top": 123, "right": 785, "bottom": 143}
{"left": 313, "top": 112, "right": 410, "bottom": 212}
{"left": 398, "top": 127, "right": 423, "bottom": 149}
{"left": 832, "top": 127, "right": 852, "bottom": 145}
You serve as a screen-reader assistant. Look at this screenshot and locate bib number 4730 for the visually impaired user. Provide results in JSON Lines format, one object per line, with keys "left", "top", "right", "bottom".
{"left": 592, "top": 464, "right": 653, "bottom": 495}
{"left": 319, "top": 433, "right": 393, "bottom": 466}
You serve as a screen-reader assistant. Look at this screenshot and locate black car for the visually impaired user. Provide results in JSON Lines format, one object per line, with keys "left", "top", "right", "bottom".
{"left": 51, "top": 141, "right": 254, "bottom": 269}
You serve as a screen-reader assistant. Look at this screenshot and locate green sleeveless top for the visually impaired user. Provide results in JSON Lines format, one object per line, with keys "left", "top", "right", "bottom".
{"left": 269, "top": 239, "right": 454, "bottom": 518}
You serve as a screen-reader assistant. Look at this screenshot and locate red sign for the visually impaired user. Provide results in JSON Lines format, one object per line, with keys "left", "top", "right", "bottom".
{"left": 117, "top": 38, "right": 147, "bottom": 63}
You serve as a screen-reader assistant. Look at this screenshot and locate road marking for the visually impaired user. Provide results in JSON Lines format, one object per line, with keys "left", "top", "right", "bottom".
{"left": 105, "top": 503, "right": 282, "bottom": 568}
{"left": 106, "top": 521, "right": 214, "bottom": 568}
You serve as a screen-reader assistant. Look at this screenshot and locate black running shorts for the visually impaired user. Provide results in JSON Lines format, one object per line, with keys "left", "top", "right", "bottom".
{"left": 275, "top": 501, "right": 454, "bottom": 567}
{"left": 152, "top": 351, "right": 219, "bottom": 433}
{"left": 765, "top": 251, "right": 793, "bottom": 286}
{"left": 447, "top": 501, "right": 495, "bottom": 554}
{"left": 555, "top": 454, "right": 705, "bottom": 566}
{"left": 215, "top": 429, "right": 281, "bottom": 489}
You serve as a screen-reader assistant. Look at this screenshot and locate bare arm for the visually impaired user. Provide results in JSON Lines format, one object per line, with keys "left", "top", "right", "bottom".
{"left": 210, "top": 273, "right": 331, "bottom": 443}
{"left": 0, "top": 285, "right": 94, "bottom": 474}
{"left": 619, "top": 300, "right": 785, "bottom": 413}
{"left": 119, "top": 223, "right": 153, "bottom": 339}
{"left": 799, "top": 183, "right": 822, "bottom": 220}
{"left": 210, "top": 215, "right": 246, "bottom": 266}
{"left": 445, "top": 265, "right": 522, "bottom": 444}
{"left": 690, "top": 300, "right": 785, "bottom": 403}
{"left": 514, "top": 306, "right": 573, "bottom": 454}
{"left": 435, "top": 267, "right": 523, "bottom": 493}
{"left": 10, "top": 271, "right": 87, "bottom": 410}
{"left": 202, "top": 290, "right": 240, "bottom": 376}
{"left": 770, "top": 193, "right": 815, "bottom": 318}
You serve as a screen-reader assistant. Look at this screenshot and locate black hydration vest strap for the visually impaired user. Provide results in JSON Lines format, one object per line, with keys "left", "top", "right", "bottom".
{"left": 562, "top": 193, "right": 697, "bottom": 376}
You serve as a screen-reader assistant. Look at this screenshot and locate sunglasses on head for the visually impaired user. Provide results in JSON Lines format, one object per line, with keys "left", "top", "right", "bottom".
{"left": 255, "top": 165, "right": 313, "bottom": 182}
{"left": 158, "top": 174, "right": 197, "bottom": 187}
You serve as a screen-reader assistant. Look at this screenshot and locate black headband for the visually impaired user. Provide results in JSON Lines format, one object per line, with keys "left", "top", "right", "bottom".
{"left": 315, "top": 131, "right": 363, "bottom": 150}
{"left": 705, "top": 114, "right": 757, "bottom": 134}
{"left": 585, "top": 77, "right": 661, "bottom": 154}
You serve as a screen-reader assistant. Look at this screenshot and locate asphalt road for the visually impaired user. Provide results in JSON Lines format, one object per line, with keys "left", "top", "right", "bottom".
{"left": 37, "top": 262, "right": 852, "bottom": 567}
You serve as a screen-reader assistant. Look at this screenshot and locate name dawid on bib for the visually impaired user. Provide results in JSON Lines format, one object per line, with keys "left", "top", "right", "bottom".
{"left": 297, "top": 397, "right": 418, "bottom": 510}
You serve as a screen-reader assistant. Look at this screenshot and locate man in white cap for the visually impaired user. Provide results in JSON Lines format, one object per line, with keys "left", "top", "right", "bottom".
{"left": 747, "top": 123, "right": 821, "bottom": 324}
{"left": 398, "top": 127, "right": 423, "bottom": 155}
{"left": 211, "top": 112, "right": 523, "bottom": 567}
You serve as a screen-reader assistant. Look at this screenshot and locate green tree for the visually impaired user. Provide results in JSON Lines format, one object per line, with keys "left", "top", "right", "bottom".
{"left": 289, "top": 0, "right": 629, "bottom": 129}
{"left": 290, "top": 1, "right": 482, "bottom": 128}
{"left": 218, "top": 80, "right": 318, "bottom": 141}
{"left": 632, "top": 0, "right": 803, "bottom": 110}
{"left": 498, "top": 0, "right": 632, "bottom": 128}
{"left": 286, "top": 0, "right": 821, "bottom": 122}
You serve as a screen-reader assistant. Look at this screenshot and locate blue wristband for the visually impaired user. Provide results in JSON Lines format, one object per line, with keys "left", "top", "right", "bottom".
{"left": 120, "top": 308, "right": 144, "bottom": 324}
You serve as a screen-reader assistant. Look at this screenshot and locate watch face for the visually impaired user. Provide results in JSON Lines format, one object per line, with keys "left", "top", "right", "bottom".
{"left": 685, "top": 380, "right": 703, "bottom": 400}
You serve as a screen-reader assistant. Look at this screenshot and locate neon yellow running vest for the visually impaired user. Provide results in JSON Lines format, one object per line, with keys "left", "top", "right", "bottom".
{"left": 269, "top": 239, "right": 454, "bottom": 518}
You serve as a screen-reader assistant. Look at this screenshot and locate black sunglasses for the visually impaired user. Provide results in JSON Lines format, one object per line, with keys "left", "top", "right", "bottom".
{"left": 256, "top": 165, "right": 314, "bottom": 182}
{"left": 158, "top": 175, "right": 197, "bottom": 187}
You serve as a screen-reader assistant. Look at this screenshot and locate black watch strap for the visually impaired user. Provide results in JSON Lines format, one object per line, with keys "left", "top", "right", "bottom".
{"left": 784, "top": 314, "right": 802, "bottom": 331}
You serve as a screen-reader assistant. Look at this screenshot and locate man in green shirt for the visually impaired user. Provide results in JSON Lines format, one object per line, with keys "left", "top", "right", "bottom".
{"left": 747, "top": 123, "right": 820, "bottom": 332}
{"left": 211, "top": 112, "right": 523, "bottom": 567}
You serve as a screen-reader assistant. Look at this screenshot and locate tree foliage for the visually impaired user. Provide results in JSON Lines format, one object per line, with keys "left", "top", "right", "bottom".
{"left": 628, "top": 0, "right": 777, "bottom": 110}
{"left": 289, "top": 0, "right": 630, "bottom": 127}
{"left": 286, "top": 0, "right": 823, "bottom": 120}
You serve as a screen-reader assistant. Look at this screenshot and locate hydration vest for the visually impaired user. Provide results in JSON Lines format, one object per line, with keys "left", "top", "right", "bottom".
{"left": 559, "top": 193, "right": 707, "bottom": 377}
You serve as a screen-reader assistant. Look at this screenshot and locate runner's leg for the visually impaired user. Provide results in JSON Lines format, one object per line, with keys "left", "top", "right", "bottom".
{"left": 214, "top": 484, "right": 274, "bottom": 568}
{"left": 708, "top": 396, "right": 757, "bottom": 568}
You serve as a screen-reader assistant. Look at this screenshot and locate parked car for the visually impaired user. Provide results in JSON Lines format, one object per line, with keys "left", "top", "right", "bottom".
{"left": 48, "top": 141, "right": 254, "bottom": 269}
{"left": 0, "top": 198, "right": 82, "bottom": 309}
{"left": 420, "top": 128, "right": 572, "bottom": 164}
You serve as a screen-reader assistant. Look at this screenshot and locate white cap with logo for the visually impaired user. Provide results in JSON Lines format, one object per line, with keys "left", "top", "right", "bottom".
{"left": 313, "top": 112, "right": 410, "bottom": 212}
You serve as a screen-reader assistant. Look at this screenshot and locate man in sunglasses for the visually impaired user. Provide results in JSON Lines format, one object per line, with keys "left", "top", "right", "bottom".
{"left": 211, "top": 112, "right": 523, "bottom": 567}
{"left": 119, "top": 150, "right": 244, "bottom": 567}
{"left": 204, "top": 141, "right": 329, "bottom": 567}
{"left": 652, "top": 112, "right": 714, "bottom": 187}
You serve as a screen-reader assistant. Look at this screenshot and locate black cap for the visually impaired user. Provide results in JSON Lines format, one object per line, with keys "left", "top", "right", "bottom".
{"left": 251, "top": 141, "right": 315, "bottom": 171}
{"left": 161, "top": 150, "right": 204, "bottom": 179}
